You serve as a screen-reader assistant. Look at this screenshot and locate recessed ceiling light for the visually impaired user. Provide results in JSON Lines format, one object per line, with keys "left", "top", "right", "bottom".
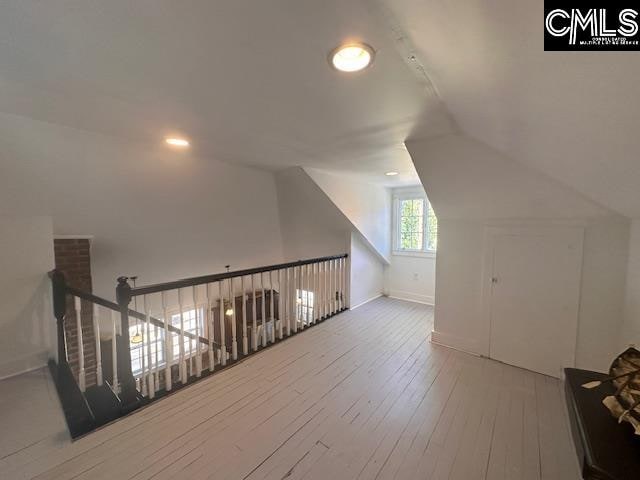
{"left": 165, "top": 137, "right": 190, "bottom": 147}
{"left": 385, "top": 171, "right": 399, "bottom": 176}
{"left": 330, "top": 43, "right": 374, "bottom": 72}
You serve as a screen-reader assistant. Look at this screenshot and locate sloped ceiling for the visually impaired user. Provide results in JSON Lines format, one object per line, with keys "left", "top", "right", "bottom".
{"left": 0, "top": 0, "right": 452, "bottom": 187}
{"left": 383, "top": 0, "right": 640, "bottom": 218}
{"left": 304, "top": 168, "right": 391, "bottom": 262}
{"left": 2, "top": 1, "right": 638, "bottom": 217}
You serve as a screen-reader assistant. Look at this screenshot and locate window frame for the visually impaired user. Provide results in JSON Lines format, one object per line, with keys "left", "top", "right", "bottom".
{"left": 392, "top": 188, "right": 437, "bottom": 258}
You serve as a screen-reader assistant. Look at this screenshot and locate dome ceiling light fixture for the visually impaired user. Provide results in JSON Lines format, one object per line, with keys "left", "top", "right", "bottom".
{"left": 329, "top": 42, "right": 375, "bottom": 73}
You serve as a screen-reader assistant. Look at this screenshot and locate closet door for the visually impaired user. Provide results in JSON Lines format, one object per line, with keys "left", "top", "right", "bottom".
{"left": 487, "top": 226, "right": 584, "bottom": 377}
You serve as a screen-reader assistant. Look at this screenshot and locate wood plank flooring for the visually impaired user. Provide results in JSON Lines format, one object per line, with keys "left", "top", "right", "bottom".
{"left": 0, "top": 297, "right": 581, "bottom": 479}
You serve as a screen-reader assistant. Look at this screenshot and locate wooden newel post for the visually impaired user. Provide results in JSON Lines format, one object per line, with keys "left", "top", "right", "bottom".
{"left": 116, "top": 276, "right": 140, "bottom": 412}
{"left": 51, "top": 269, "right": 68, "bottom": 365}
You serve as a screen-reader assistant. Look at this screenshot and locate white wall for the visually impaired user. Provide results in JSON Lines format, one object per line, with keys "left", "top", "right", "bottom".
{"left": 0, "top": 216, "right": 55, "bottom": 378}
{"left": 276, "top": 168, "right": 385, "bottom": 308}
{"left": 384, "top": 186, "right": 437, "bottom": 305}
{"left": 622, "top": 220, "right": 640, "bottom": 348}
{"left": 304, "top": 168, "right": 391, "bottom": 263}
{"left": 385, "top": 255, "right": 436, "bottom": 305}
{"left": 408, "top": 134, "right": 630, "bottom": 371}
{"left": 275, "top": 168, "right": 351, "bottom": 261}
{"left": 350, "top": 233, "right": 384, "bottom": 308}
{"left": 0, "top": 113, "right": 285, "bottom": 299}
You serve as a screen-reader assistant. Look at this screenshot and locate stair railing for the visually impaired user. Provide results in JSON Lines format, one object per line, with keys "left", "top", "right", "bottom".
{"left": 115, "top": 254, "right": 350, "bottom": 405}
{"left": 49, "top": 254, "right": 349, "bottom": 438}
{"left": 48, "top": 269, "right": 218, "bottom": 436}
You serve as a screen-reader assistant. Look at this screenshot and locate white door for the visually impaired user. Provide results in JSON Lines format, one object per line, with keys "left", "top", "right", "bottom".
{"left": 487, "top": 227, "right": 584, "bottom": 377}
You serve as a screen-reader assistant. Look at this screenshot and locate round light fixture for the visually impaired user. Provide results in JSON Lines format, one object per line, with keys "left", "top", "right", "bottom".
{"left": 165, "top": 137, "right": 190, "bottom": 147}
{"left": 225, "top": 308, "right": 234, "bottom": 317}
{"left": 385, "top": 171, "right": 399, "bottom": 176}
{"left": 330, "top": 43, "right": 374, "bottom": 72}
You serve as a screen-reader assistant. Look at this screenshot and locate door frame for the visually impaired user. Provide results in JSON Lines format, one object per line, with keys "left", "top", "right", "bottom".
{"left": 479, "top": 222, "right": 585, "bottom": 373}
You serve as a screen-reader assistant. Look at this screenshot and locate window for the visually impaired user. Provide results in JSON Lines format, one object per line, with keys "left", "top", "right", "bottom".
{"left": 393, "top": 189, "right": 437, "bottom": 255}
{"left": 170, "top": 307, "right": 205, "bottom": 360}
{"left": 296, "top": 289, "right": 314, "bottom": 322}
{"left": 129, "top": 323, "right": 165, "bottom": 377}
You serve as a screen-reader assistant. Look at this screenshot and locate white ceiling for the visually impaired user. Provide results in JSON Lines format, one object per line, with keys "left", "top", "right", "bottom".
{"left": 0, "top": 0, "right": 451, "bottom": 187}
{"left": 2, "top": 1, "right": 639, "bottom": 214}
{"left": 385, "top": 0, "right": 640, "bottom": 218}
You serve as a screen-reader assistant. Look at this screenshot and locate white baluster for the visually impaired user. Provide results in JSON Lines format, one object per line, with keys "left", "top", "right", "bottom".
{"left": 219, "top": 281, "right": 227, "bottom": 365}
{"left": 300, "top": 265, "right": 306, "bottom": 328}
{"left": 307, "top": 264, "right": 312, "bottom": 324}
{"left": 285, "top": 268, "right": 291, "bottom": 336}
{"left": 311, "top": 263, "right": 317, "bottom": 324}
{"left": 269, "top": 271, "right": 275, "bottom": 343}
{"left": 318, "top": 262, "right": 323, "bottom": 321}
{"left": 92, "top": 303, "right": 103, "bottom": 386}
{"left": 144, "top": 296, "right": 155, "bottom": 399}
{"left": 305, "top": 264, "right": 310, "bottom": 326}
{"left": 346, "top": 255, "right": 351, "bottom": 308}
{"left": 278, "top": 270, "right": 284, "bottom": 339}
{"left": 292, "top": 267, "right": 298, "bottom": 333}
{"left": 162, "top": 291, "right": 172, "bottom": 391}
{"left": 111, "top": 310, "right": 119, "bottom": 393}
{"left": 340, "top": 258, "right": 347, "bottom": 309}
{"left": 260, "top": 272, "right": 267, "bottom": 346}
{"left": 323, "top": 261, "right": 328, "bottom": 318}
{"left": 241, "top": 276, "right": 248, "bottom": 355}
{"left": 154, "top": 319, "right": 160, "bottom": 391}
{"left": 139, "top": 310, "right": 147, "bottom": 397}
{"left": 327, "top": 260, "right": 332, "bottom": 315}
{"left": 331, "top": 260, "right": 338, "bottom": 314}
{"left": 178, "top": 289, "right": 187, "bottom": 383}
{"left": 336, "top": 258, "right": 341, "bottom": 311}
{"left": 251, "top": 275, "right": 258, "bottom": 351}
{"left": 229, "top": 278, "right": 238, "bottom": 360}
{"left": 193, "top": 286, "right": 202, "bottom": 377}
{"left": 206, "top": 283, "right": 214, "bottom": 372}
{"left": 74, "top": 297, "right": 86, "bottom": 392}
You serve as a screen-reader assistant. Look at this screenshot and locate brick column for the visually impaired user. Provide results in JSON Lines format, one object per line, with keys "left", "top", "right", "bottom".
{"left": 54, "top": 238, "right": 97, "bottom": 388}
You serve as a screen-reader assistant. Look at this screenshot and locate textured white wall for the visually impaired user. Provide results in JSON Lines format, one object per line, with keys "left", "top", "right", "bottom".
{"left": 0, "top": 113, "right": 285, "bottom": 299}
{"left": 622, "top": 220, "right": 640, "bottom": 349}
{"left": 350, "top": 233, "right": 384, "bottom": 308}
{"left": 0, "top": 216, "right": 55, "bottom": 378}
{"left": 408, "top": 135, "right": 630, "bottom": 371}
{"left": 276, "top": 168, "right": 385, "bottom": 308}
{"left": 385, "top": 256, "right": 436, "bottom": 305}
{"left": 304, "top": 168, "right": 392, "bottom": 263}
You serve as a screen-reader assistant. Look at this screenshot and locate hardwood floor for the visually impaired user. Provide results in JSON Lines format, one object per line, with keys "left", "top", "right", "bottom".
{"left": 0, "top": 297, "right": 581, "bottom": 479}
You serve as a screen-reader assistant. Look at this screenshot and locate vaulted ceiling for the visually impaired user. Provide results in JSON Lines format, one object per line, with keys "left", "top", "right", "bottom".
{"left": 385, "top": 0, "right": 640, "bottom": 218}
{"left": 1, "top": 1, "right": 639, "bottom": 216}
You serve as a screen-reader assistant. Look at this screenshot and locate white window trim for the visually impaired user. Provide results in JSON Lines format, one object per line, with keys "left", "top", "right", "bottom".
{"left": 392, "top": 188, "right": 437, "bottom": 257}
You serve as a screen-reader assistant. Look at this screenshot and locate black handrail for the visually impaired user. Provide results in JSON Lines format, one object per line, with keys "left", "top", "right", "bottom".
{"left": 129, "top": 254, "right": 349, "bottom": 297}
{"left": 65, "top": 286, "right": 219, "bottom": 347}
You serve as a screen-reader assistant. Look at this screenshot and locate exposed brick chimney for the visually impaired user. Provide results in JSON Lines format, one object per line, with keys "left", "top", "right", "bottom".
{"left": 54, "top": 238, "right": 97, "bottom": 388}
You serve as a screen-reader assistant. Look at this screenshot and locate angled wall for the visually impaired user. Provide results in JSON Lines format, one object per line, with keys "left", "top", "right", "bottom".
{"left": 0, "top": 216, "right": 55, "bottom": 378}
{"left": 0, "top": 112, "right": 285, "bottom": 298}
{"left": 304, "top": 168, "right": 391, "bottom": 264}
{"left": 407, "top": 134, "right": 630, "bottom": 371}
{"left": 275, "top": 167, "right": 385, "bottom": 307}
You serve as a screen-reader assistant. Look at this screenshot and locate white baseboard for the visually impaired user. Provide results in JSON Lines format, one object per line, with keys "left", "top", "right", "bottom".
{"left": 350, "top": 293, "right": 383, "bottom": 310}
{"left": 430, "top": 330, "right": 484, "bottom": 357}
{"left": 0, "top": 355, "right": 49, "bottom": 381}
{"left": 387, "top": 290, "right": 434, "bottom": 306}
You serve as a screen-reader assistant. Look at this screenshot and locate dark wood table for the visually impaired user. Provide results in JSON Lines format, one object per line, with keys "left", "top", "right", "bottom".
{"left": 565, "top": 368, "right": 640, "bottom": 480}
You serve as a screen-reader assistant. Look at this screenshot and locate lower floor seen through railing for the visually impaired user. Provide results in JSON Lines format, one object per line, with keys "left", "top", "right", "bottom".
{"left": 49, "top": 254, "right": 350, "bottom": 438}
